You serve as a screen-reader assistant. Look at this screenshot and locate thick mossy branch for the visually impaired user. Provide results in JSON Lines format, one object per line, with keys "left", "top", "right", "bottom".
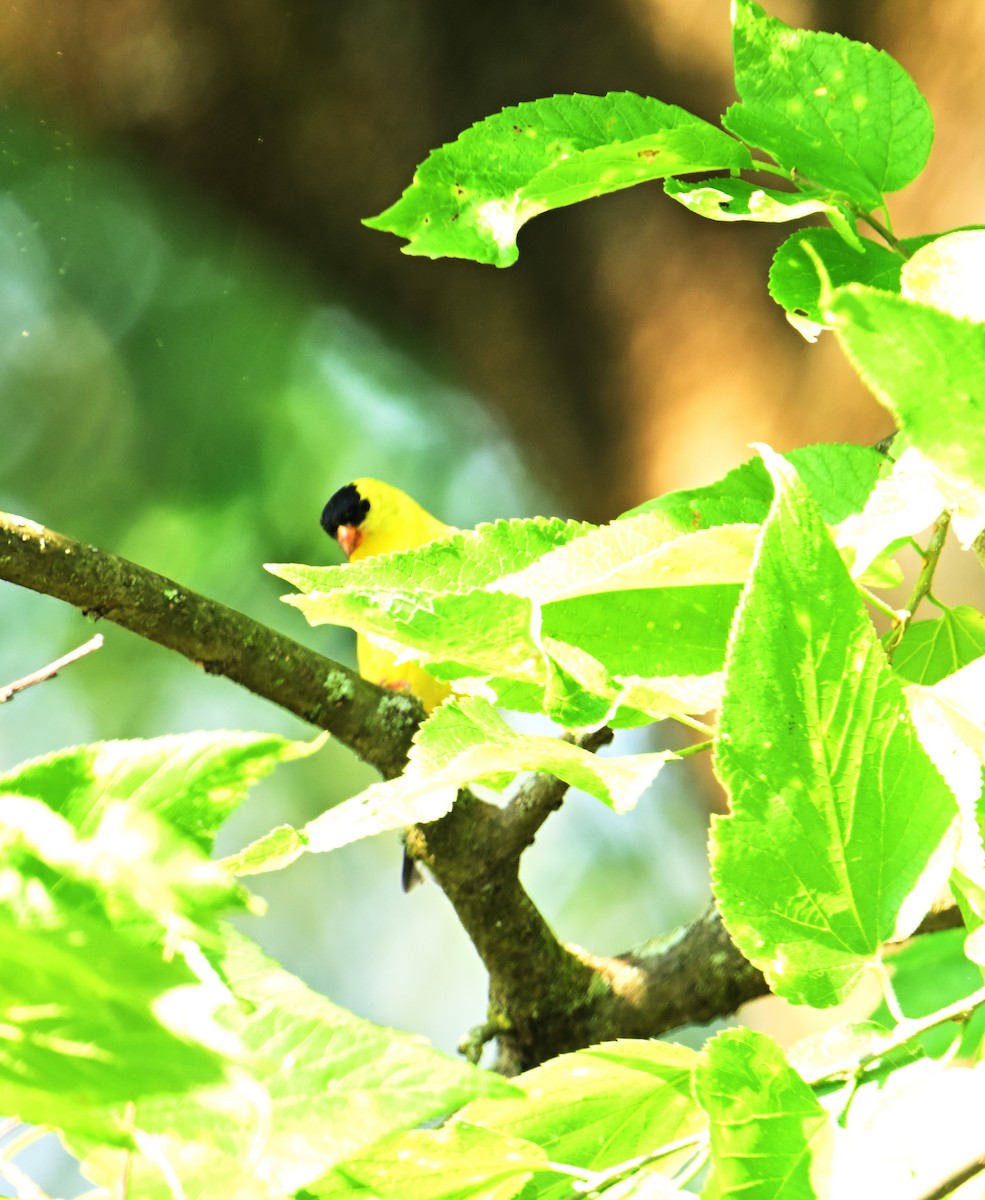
{"left": 0, "top": 511, "right": 964, "bottom": 1072}
{"left": 0, "top": 512, "right": 416, "bottom": 779}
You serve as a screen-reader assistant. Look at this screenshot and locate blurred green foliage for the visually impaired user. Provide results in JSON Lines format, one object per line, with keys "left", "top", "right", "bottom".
{"left": 0, "top": 102, "right": 536, "bottom": 741}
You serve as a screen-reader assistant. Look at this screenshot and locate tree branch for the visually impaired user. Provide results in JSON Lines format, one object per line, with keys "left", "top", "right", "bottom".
{"left": 0, "top": 510, "right": 965, "bottom": 1072}
{"left": 0, "top": 511, "right": 417, "bottom": 779}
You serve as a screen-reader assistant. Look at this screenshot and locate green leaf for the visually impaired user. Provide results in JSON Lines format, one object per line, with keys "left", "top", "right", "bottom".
{"left": 724, "top": 1, "right": 933, "bottom": 208}
{"left": 711, "top": 449, "right": 957, "bottom": 1006}
{"left": 0, "top": 730, "right": 321, "bottom": 852}
{"left": 229, "top": 696, "right": 674, "bottom": 874}
{"left": 891, "top": 606, "right": 985, "bottom": 685}
{"left": 76, "top": 933, "right": 518, "bottom": 1198}
{"left": 542, "top": 585, "right": 741, "bottom": 684}
{"left": 665, "top": 176, "right": 853, "bottom": 232}
{"left": 461, "top": 1040, "right": 704, "bottom": 1200}
{"left": 769, "top": 228, "right": 903, "bottom": 337}
{"left": 621, "top": 444, "right": 888, "bottom": 529}
{"left": 365, "top": 93, "right": 751, "bottom": 266}
{"left": 825, "top": 286, "right": 985, "bottom": 543}
{"left": 276, "top": 451, "right": 889, "bottom": 729}
{"left": 304, "top": 1123, "right": 546, "bottom": 1200}
{"left": 904, "top": 657, "right": 985, "bottom": 817}
{"left": 272, "top": 517, "right": 590, "bottom": 692}
{"left": 0, "top": 796, "right": 247, "bottom": 1145}
{"left": 833, "top": 451, "right": 946, "bottom": 581}
{"left": 868, "top": 930, "right": 985, "bottom": 1058}
{"left": 696, "top": 1029, "right": 831, "bottom": 1200}
{"left": 785, "top": 443, "right": 891, "bottom": 524}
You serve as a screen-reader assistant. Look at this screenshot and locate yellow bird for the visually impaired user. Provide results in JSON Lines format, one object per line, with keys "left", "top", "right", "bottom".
{"left": 321, "top": 479, "right": 455, "bottom": 889}
{"left": 320, "top": 478, "right": 455, "bottom": 715}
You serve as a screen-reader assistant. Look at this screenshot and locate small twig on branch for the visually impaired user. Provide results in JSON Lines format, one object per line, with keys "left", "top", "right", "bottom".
{"left": 499, "top": 726, "right": 614, "bottom": 855}
{"left": 917, "top": 1153, "right": 985, "bottom": 1200}
{"left": 0, "top": 633, "right": 104, "bottom": 703}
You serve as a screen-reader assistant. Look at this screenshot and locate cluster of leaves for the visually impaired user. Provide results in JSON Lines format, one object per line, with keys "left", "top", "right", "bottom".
{"left": 3, "top": 2, "right": 985, "bottom": 1197}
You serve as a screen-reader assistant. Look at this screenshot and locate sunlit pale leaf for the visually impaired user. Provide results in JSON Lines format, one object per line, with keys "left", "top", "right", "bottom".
{"left": 834, "top": 449, "right": 946, "bottom": 580}
{"left": 305, "top": 1123, "right": 545, "bottom": 1200}
{"left": 904, "top": 657, "right": 985, "bottom": 821}
{"left": 825, "top": 286, "right": 985, "bottom": 544}
{"left": 696, "top": 1029, "right": 831, "bottom": 1200}
{"left": 711, "top": 449, "right": 957, "bottom": 1006}
{"left": 490, "top": 520, "right": 759, "bottom": 603}
{"left": 227, "top": 696, "right": 674, "bottom": 874}
{"left": 902, "top": 229, "right": 985, "bottom": 321}
{"left": 76, "top": 933, "right": 518, "bottom": 1198}
{"left": 665, "top": 176, "right": 850, "bottom": 228}
{"left": 832, "top": 1058, "right": 985, "bottom": 1199}
{"left": 461, "top": 1040, "right": 704, "bottom": 1200}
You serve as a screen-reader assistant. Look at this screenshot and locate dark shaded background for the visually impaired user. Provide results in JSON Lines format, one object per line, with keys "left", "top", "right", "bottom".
{"left": 5, "top": 1, "right": 983, "bottom": 517}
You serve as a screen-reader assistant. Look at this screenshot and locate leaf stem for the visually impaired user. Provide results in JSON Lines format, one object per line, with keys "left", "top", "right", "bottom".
{"left": 860, "top": 587, "right": 906, "bottom": 624}
{"left": 672, "top": 1146, "right": 711, "bottom": 1189}
{"left": 855, "top": 205, "right": 909, "bottom": 256}
{"left": 675, "top": 738, "right": 714, "bottom": 759}
{"left": 565, "top": 1130, "right": 709, "bottom": 1194}
{"left": 885, "top": 512, "right": 952, "bottom": 660}
{"left": 747, "top": 158, "right": 792, "bottom": 180}
{"left": 877, "top": 959, "right": 906, "bottom": 1024}
{"left": 806, "top": 982, "right": 985, "bottom": 1086}
{"left": 673, "top": 712, "right": 715, "bottom": 737}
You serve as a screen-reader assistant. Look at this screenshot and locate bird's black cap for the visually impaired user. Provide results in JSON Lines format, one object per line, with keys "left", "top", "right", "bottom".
{"left": 320, "top": 482, "right": 370, "bottom": 539}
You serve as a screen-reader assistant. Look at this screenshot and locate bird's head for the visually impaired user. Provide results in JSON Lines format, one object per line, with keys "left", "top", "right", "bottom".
{"left": 321, "top": 481, "right": 372, "bottom": 558}
{"left": 321, "top": 478, "right": 453, "bottom": 561}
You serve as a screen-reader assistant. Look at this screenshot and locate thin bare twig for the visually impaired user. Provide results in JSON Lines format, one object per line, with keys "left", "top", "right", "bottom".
{"left": 0, "top": 633, "right": 104, "bottom": 703}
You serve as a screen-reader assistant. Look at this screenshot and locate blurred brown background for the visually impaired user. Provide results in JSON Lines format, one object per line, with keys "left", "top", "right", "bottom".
{"left": 4, "top": 0, "right": 982, "bottom": 521}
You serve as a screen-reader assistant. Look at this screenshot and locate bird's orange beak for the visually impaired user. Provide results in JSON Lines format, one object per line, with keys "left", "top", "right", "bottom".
{"left": 336, "top": 524, "right": 363, "bottom": 559}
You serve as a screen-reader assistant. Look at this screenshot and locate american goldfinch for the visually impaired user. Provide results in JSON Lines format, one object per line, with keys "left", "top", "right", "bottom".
{"left": 321, "top": 479, "right": 455, "bottom": 889}
{"left": 320, "top": 478, "right": 455, "bottom": 715}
